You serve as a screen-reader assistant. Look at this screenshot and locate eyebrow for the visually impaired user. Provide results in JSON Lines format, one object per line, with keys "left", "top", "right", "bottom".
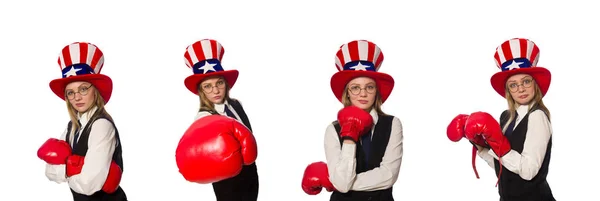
{"left": 202, "top": 80, "right": 224, "bottom": 86}
{"left": 66, "top": 84, "right": 91, "bottom": 91}
{"left": 349, "top": 82, "right": 376, "bottom": 86}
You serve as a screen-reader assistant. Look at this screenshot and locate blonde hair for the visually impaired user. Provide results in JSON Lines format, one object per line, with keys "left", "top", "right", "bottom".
{"left": 66, "top": 85, "right": 113, "bottom": 134}
{"left": 197, "top": 76, "right": 231, "bottom": 113}
{"left": 502, "top": 80, "right": 551, "bottom": 132}
{"left": 341, "top": 84, "right": 386, "bottom": 116}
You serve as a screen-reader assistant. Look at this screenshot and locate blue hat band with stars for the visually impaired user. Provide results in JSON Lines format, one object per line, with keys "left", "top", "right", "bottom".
{"left": 343, "top": 61, "right": 376, "bottom": 72}
{"left": 193, "top": 59, "right": 225, "bottom": 74}
{"left": 501, "top": 58, "right": 533, "bottom": 72}
{"left": 61, "top": 63, "right": 95, "bottom": 78}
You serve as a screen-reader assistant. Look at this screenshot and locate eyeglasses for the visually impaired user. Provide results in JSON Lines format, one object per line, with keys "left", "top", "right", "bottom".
{"left": 65, "top": 85, "right": 92, "bottom": 100}
{"left": 507, "top": 78, "right": 534, "bottom": 93}
{"left": 201, "top": 80, "right": 226, "bottom": 93}
{"left": 348, "top": 85, "right": 377, "bottom": 95}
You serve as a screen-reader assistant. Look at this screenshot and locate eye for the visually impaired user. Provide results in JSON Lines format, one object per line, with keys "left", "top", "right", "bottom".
{"left": 216, "top": 80, "right": 225, "bottom": 85}
{"left": 80, "top": 86, "right": 89, "bottom": 92}
{"left": 367, "top": 85, "right": 376, "bottom": 90}
{"left": 524, "top": 79, "right": 532, "bottom": 84}
{"left": 509, "top": 83, "right": 517, "bottom": 88}
{"left": 203, "top": 85, "right": 212, "bottom": 89}
{"left": 350, "top": 86, "right": 360, "bottom": 90}
{"left": 66, "top": 91, "right": 74, "bottom": 96}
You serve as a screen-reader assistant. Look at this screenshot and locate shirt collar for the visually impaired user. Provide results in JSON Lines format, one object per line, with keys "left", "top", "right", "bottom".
{"left": 369, "top": 108, "right": 379, "bottom": 125}
{"left": 77, "top": 106, "right": 98, "bottom": 127}
{"left": 516, "top": 101, "right": 536, "bottom": 118}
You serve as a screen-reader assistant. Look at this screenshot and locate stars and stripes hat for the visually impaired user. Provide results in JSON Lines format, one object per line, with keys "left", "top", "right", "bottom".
{"left": 490, "top": 38, "right": 551, "bottom": 98}
{"left": 183, "top": 39, "right": 239, "bottom": 95}
{"left": 330, "top": 40, "right": 395, "bottom": 103}
{"left": 49, "top": 42, "right": 113, "bottom": 104}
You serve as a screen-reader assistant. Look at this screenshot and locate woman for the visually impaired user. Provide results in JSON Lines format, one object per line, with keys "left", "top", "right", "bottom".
{"left": 448, "top": 38, "right": 555, "bottom": 201}
{"left": 302, "top": 40, "right": 404, "bottom": 201}
{"left": 37, "top": 42, "right": 127, "bottom": 201}
{"left": 476, "top": 38, "right": 555, "bottom": 201}
{"left": 180, "top": 39, "right": 259, "bottom": 201}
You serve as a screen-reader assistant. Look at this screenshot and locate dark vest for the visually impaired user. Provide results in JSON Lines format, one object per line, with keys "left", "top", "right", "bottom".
{"left": 329, "top": 114, "right": 395, "bottom": 201}
{"left": 65, "top": 112, "right": 127, "bottom": 201}
{"left": 494, "top": 106, "right": 554, "bottom": 201}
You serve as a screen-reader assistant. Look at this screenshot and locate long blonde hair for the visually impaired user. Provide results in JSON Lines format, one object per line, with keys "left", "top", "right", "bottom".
{"left": 341, "top": 84, "right": 386, "bottom": 116}
{"left": 197, "top": 76, "right": 231, "bottom": 113}
{"left": 502, "top": 80, "right": 551, "bottom": 132}
{"left": 66, "top": 86, "right": 113, "bottom": 134}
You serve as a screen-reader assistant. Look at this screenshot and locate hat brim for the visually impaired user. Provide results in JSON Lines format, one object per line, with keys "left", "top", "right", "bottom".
{"left": 49, "top": 74, "right": 113, "bottom": 104}
{"left": 331, "top": 71, "right": 395, "bottom": 103}
{"left": 184, "top": 70, "right": 239, "bottom": 95}
{"left": 490, "top": 67, "right": 551, "bottom": 98}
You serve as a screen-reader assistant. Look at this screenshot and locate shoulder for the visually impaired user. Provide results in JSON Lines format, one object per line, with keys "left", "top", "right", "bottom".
{"left": 195, "top": 111, "right": 213, "bottom": 120}
{"left": 228, "top": 98, "right": 243, "bottom": 106}
{"left": 528, "top": 109, "right": 550, "bottom": 123}
{"left": 90, "top": 118, "right": 116, "bottom": 130}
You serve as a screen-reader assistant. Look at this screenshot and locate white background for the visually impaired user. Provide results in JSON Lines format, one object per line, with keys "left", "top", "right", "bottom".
{"left": 1, "top": 0, "right": 597, "bottom": 200}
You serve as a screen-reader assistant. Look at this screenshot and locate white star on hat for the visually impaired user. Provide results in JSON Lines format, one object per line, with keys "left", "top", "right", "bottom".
{"left": 63, "top": 67, "right": 81, "bottom": 77}
{"left": 198, "top": 61, "right": 217, "bottom": 73}
{"left": 350, "top": 62, "right": 370, "bottom": 71}
{"left": 505, "top": 60, "right": 524, "bottom": 70}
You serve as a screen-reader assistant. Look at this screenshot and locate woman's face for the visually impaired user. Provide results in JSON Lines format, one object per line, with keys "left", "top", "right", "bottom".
{"left": 506, "top": 73, "right": 536, "bottom": 105}
{"left": 200, "top": 77, "right": 227, "bottom": 104}
{"left": 346, "top": 77, "right": 377, "bottom": 111}
{"left": 65, "top": 81, "right": 96, "bottom": 113}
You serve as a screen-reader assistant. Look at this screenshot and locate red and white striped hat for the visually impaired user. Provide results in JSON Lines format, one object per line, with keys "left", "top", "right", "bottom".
{"left": 330, "top": 40, "right": 395, "bottom": 103}
{"left": 183, "top": 39, "right": 239, "bottom": 95}
{"left": 490, "top": 38, "right": 551, "bottom": 98}
{"left": 49, "top": 42, "right": 113, "bottom": 103}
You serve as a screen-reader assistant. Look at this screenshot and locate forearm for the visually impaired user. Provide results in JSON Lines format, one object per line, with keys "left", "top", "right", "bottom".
{"left": 327, "top": 142, "right": 357, "bottom": 193}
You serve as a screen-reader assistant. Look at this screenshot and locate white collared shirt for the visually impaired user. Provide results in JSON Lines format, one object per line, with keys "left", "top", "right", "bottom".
{"left": 45, "top": 106, "right": 117, "bottom": 195}
{"left": 477, "top": 103, "right": 553, "bottom": 180}
{"left": 324, "top": 108, "right": 404, "bottom": 193}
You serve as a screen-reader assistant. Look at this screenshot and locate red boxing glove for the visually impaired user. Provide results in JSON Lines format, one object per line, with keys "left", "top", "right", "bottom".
{"left": 302, "top": 161, "right": 335, "bottom": 195}
{"left": 66, "top": 155, "right": 84, "bottom": 177}
{"left": 447, "top": 114, "right": 469, "bottom": 142}
{"left": 465, "top": 112, "right": 511, "bottom": 157}
{"left": 37, "top": 138, "right": 72, "bottom": 165}
{"left": 102, "top": 161, "right": 122, "bottom": 194}
{"left": 65, "top": 155, "right": 122, "bottom": 194}
{"left": 176, "top": 115, "right": 258, "bottom": 184}
{"left": 465, "top": 111, "right": 512, "bottom": 186}
{"left": 337, "top": 106, "right": 374, "bottom": 143}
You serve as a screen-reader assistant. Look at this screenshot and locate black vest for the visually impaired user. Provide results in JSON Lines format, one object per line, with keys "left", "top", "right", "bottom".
{"left": 65, "top": 112, "right": 127, "bottom": 201}
{"left": 494, "top": 106, "right": 554, "bottom": 201}
{"left": 329, "top": 114, "right": 395, "bottom": 201}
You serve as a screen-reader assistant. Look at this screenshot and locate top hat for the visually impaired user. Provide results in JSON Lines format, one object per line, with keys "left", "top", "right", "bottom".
{"left": 490, "top": 38, "right": 551, "bottom": 98}
{"left": 183, "top": 39, "right": 239, "bottom": 95}
{"left": 49, "top": 42, "right": 113, "bottom": 104}
{"left": 330, "top": 40, "right": 395, "bottom": 103}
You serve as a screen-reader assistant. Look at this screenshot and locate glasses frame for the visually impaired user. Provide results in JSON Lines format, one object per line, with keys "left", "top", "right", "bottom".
{"left": 65, "top": 84, "right": 93, "bottom": 100}
{"left": 200, "top": 79, "right": 227, "bottom": 93}
{"left": 347, "top": 85, "right": 377, "bottom": 95}
{"left": 507, "top": 77, "right": 535, "bottom": 93}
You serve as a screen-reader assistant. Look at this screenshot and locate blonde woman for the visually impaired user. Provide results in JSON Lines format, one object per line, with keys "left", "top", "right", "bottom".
{"left": 448, "top": 38, "right": 555, "bottom": 201}
{"left": 37, "top": 42, "right": 127, "bottom": 201}
{"left": 176, "top": 39, "right": 259, "bottom": 201}
{"left": 302, "top": 40, "right": 404, "bottom": 201}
